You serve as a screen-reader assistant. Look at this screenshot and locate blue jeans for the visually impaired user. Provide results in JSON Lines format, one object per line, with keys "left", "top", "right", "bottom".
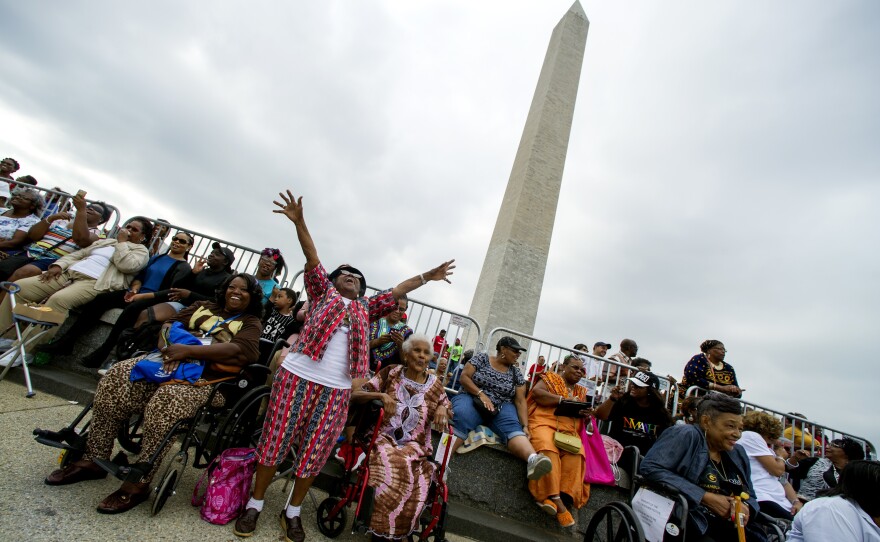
{"left": 451, "top": 393, "right": 525, "bottom": 445}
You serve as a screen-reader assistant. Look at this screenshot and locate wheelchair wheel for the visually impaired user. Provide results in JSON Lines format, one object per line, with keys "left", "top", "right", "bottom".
{"left": 585, "top": 502, "right": 645, "bottom": 542}
{"left": 151, "top": 450, "right": 187, "bottom": 516}
{"left": 316, "top": 497, "right": 347, "bottom": 538}
{"left": 212, "top": 386, "right": 269, "bottom": 453}
{"left": 118, "top": 414, "right": 144, "bottom": 454}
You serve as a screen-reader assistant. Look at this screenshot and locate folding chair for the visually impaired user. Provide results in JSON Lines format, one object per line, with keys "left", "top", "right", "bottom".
{"left": 0, "top": 282, "right": 62, "bottom": 398}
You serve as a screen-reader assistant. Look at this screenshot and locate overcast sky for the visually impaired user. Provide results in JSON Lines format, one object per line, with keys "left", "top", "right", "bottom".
{"left": 1, "top": 1, "right": 878, "bottom": 448}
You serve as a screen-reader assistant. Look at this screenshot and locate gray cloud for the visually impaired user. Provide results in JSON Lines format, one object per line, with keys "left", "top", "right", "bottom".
{"left": 0, "top": 0, "right": 878, "bottom": 448}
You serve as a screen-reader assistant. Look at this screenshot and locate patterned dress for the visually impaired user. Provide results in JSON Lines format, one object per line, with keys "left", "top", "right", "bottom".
{"left": 363, "top": 365, "right": 450, "bottom": 540}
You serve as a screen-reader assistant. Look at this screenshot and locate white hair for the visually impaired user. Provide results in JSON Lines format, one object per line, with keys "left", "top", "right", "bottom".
{"left": 401, "top": 333, "right": 432, "bottom": 355}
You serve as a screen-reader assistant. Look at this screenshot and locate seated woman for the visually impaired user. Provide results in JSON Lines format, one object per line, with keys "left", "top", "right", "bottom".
{"left": 0, "top": 194, "right": 110, "bottom": 285}
{"left": 368, "top": 294, "right": 412, "bottom": 370}
{"left": 37, "top": 232, "right": 195, "bottom": 367}
{"left": 0, "top": 217, "right": 152, "bottom": 362}
{"left": 80, "top": 242, "right": 235, "bottom": 366}
{"left": 788, "top": 460, "right": 880, "bottom": 542}
{"left": 593, "top": 371, "right": 673, "bottom": 459}
{"left": 449, "top": 336, "right": 553, "bottom": 482}
{"left": 640, "top": 393, "right": 764, "bottom": 542}
{"left": 680, "top": 339, "right": 743, "bottom": 398}
{"left": 43, "top": 273, "right": 264, "bottom": 514}
{"left": 738, "top": 411, "right": 801, "bottom": 520}
{"left": 526, "top": 355, "right": 592, "bottom": 527}
{"left": 351, "top": 334, "right": 451, "bottom": 541}
{"left": 0, "top": 188, "right": 44, "bottom": 254}
{"left": 789, "top": 437, "right": 865, "bottom": 502}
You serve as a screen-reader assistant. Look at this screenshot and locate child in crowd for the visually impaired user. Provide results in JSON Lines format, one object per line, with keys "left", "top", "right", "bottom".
{"left": 259, "top": 287, "right": 298, "bottom": 362}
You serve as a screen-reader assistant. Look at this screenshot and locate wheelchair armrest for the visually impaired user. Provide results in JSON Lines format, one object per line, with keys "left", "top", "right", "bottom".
{"left": 241, "top": 363, "right": 272, "bottom": 382}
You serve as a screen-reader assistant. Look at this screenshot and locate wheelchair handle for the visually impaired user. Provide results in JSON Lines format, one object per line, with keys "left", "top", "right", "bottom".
{"left": 0, "top": 281, "right": 21, "bottom": 295}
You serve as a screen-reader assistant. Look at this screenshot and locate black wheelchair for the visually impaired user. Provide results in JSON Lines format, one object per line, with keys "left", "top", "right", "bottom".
{"left": 308, "top": 400, "right": 454, "bottom": 541}
{"left": 585, "top": 451, "right": 789, "bottom": 542}
{"left": 33, "top": 338, "right": 285, "bottom": 515}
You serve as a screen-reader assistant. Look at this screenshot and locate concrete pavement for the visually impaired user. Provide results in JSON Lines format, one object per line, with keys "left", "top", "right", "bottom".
{"left": 0, "top": 380, "right": 476, "bottom": 542}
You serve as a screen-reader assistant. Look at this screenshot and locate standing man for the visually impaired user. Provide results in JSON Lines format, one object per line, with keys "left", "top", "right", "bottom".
{"left": 431, "top": 329, "right": 447, "bottom": 369}
{"left": 527, "top": 355, "right": 547, "bottom": 386}
{"left": 448, "top": 337, "right": 464, "bottom": 373}
{"left": 607, "top": 338, "right": 638, "bottom": 382}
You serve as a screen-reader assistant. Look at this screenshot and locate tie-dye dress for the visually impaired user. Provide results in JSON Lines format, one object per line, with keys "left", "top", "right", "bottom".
{"left": 362, "top": 365, "right": 450, "bottom": 540}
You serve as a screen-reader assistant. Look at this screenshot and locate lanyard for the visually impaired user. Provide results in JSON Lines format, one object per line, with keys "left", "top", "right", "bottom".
{"left": 203, "top": 314, "right": 241, "bottom": 337}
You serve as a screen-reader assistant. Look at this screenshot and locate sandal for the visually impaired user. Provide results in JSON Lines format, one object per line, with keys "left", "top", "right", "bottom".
{"left": 556, "top": 510, "right": 575, "bottom": 528}
{"left": 96, "top": 482, "right": 150, "bottom": 514}
{"left": 536, "top": 499, "right": 557, "bottom": 515}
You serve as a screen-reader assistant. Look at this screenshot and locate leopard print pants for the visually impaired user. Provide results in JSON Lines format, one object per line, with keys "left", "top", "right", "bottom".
{"left": 85, "top": 357, "right": 224, "bottom": 483}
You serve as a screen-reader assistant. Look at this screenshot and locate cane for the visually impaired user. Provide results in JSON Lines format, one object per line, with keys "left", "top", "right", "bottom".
{"left": 733, "top": 492, "right": 749, "bottom": 542}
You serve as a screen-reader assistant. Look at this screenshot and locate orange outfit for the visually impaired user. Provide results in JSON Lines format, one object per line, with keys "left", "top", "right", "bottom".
{"left": 526, "top": 372, "right": 591, "bottom": 509}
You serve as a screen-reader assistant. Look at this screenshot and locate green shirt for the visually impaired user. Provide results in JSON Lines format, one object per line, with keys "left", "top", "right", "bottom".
{"left": 449, "top": 344, "right": 464, "bottom": 361}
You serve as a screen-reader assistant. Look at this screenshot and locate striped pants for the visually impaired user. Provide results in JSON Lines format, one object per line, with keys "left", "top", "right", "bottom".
{"left": 255, "top": 368, "right": 350, "bottom": 477}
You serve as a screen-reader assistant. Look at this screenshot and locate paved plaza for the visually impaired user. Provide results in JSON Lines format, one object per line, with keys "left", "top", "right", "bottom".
{"left": 0, "top": 380, "right": 476, "bottom": 542}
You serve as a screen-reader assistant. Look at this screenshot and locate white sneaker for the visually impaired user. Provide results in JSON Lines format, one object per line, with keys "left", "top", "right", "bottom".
{"left": 0, "top": 338, "right": 16, "bottom": 352}
{"left": 0, "top": 350, "right": 24, "bottom": 368}
{"left": 527, "top": 453, "right": 552, "bottom": 481}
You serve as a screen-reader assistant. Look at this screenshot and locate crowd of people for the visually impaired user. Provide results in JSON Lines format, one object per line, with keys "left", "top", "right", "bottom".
{"left": 0, "top": 164, "right": 876, "bottom": 541}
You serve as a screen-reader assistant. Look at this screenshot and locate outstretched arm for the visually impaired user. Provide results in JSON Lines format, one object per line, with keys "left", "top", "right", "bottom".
{"left": 391, "top": 259, "right": 456, "bottom": 300}
{"left": 274, "top": 190, "right": 319, "bottom": 271}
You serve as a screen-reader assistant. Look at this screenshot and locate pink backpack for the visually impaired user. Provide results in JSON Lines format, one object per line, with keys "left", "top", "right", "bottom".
{"left": 191, "top": 447, "right": 256, "bottom": 525}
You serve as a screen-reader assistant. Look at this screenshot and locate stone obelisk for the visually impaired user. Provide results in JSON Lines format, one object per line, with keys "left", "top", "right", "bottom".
{"left": 468, "top": 1, "right": 588, "bottom": 341}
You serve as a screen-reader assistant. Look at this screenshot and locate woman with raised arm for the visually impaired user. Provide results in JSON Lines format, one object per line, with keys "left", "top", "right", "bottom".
{"left": 233, "top": 190, "right": 455, "bottom": 542}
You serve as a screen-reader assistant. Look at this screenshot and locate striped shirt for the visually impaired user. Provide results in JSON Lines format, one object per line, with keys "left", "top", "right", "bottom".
{"left": 292, "top": 263, "right": 396, "bottom": 380}
{"left": 25, "top": 221, "right": 104, "bottom": 260}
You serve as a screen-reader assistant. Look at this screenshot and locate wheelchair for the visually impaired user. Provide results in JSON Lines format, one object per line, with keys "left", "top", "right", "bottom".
{"left": 585, "top": 450, "right": 789, "bottom": 542}
{"left": 33, "top": 339, "right": 285, "bottom": 516}
{"left": 309, "top": 399, "right": 454, "bottom": 541}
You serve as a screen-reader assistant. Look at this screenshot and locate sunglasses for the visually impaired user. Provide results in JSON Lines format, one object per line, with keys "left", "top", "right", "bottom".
{"left": 339, "top": 270, "right": 362, "bottom": 280}
{"left": 171, "top": 237, "right": 190, "bottom": 244}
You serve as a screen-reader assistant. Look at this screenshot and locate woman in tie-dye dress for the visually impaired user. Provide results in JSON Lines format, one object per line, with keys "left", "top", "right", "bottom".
{"left": 352, "top": 334, "right": 452, "bottom": 541}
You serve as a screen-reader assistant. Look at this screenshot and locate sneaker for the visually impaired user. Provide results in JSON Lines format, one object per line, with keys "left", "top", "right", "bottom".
{"left": 0, "top": 338, "right": 15, "bottom": 352}
{"left": 232, "top": 507, "right": 260, "bottom": 537}
{"left": 0, "top": 351, "right": 26, "bottom": 368}
{"left": 526, "top": 453, "right": 552, "bottom": 481}
{"left": 97, "top": 359, "right": 118, "bottom": 377}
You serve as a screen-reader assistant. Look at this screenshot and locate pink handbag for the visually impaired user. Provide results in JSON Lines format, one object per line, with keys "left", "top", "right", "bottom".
{"left": 580, "top": 417, "right": 616, "bottom": 486}
{"left": 192, "top": 447, "right": 256, "bottom": 525}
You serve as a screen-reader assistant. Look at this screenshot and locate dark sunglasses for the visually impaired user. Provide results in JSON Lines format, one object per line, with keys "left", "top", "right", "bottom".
{"left": 171, "top": 237, "right": 191, "bottom": 244}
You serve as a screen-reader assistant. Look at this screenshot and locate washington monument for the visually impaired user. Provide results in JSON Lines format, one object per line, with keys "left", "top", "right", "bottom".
{"left": 468, "top": 2, "right": 589, "bottom": 338}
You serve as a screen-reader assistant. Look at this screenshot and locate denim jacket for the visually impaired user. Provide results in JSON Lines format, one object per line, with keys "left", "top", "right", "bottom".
{"left": 639, "top": 424, "right": 760, "bottom": 535}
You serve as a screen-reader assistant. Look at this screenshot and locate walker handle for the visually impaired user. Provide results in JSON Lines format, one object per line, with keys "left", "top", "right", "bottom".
{"left": 0, "top": 281, "right": 21, "bottom": 295}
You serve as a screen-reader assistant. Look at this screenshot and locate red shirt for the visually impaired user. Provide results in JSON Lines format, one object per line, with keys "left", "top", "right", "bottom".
{"left": 433, "top": 335, "right": 447, "bottom": 354}
{"left": 528, "top": 364, "right": 547, "bottom": 378}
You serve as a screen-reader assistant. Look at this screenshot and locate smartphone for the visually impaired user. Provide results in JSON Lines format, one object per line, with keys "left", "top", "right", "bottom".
{"left": 75, "top": 189, "right": 87, "bottom": 198}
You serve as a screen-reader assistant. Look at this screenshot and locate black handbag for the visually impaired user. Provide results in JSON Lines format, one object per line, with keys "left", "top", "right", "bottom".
{"left": 472, "top": 394, "right": 498, "bottom": 420}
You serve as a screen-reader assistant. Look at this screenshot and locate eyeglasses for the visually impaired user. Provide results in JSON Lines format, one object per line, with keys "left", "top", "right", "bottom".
{"left": 339, "top": 270, "right": 362, "bottom": 280}
{"left": 171, "top": 237, "right": 190, "bottom": 244}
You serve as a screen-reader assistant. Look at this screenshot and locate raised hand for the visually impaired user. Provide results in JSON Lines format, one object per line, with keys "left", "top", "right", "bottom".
{"left": 423, "top": 259, "right": 456, "bottom": 284}
{"left": 272, "top": 190, "right": 304, "bottom": 225}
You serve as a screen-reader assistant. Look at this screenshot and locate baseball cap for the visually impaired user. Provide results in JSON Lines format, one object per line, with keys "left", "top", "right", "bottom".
{"left": 211, "top": 242, "right": 236, "bottom": 266}
{"left": 594, "top": 342, "right": 612, "bottom": 349}
{"left": 628, "top": 371, "right": 660, "bottom": 389}
{"left": 496, "top": 336, "right": 527, "bottom": 352}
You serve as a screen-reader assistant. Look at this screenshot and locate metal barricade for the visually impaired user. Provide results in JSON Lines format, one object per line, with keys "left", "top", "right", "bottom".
{"left": 684, "top": 386, "right": 876, "bottom": 459}
{"left": 481, "top": 327, "right": 678, "bottom": 410}
{"left": 149, "top": 219, "right": 289, "bottom": 285}
{"left": 6, "top": 181, "right": 121, "bottom": 235}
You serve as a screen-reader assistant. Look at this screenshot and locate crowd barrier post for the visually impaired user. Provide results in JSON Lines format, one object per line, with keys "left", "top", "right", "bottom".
{"left": 148, "top": 219, "right": 289, "bottom": 285}
{"left": 6, "top": 181, "right": 122, "bottom": 236}
{"left": 481, "top": 327, "right": 677, "bottom": 411}
{"left": 685, "top": 385, "right": 876, "bottom": 460}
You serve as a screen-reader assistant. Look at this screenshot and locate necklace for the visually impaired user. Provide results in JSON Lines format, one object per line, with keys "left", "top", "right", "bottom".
{"left": 710, "top": 456, "right": 728, "bottom": 482}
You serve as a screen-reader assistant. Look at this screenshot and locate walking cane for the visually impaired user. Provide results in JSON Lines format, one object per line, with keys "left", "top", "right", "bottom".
{"left": 734, "top": 492, "right": 749, "bottom": 542}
